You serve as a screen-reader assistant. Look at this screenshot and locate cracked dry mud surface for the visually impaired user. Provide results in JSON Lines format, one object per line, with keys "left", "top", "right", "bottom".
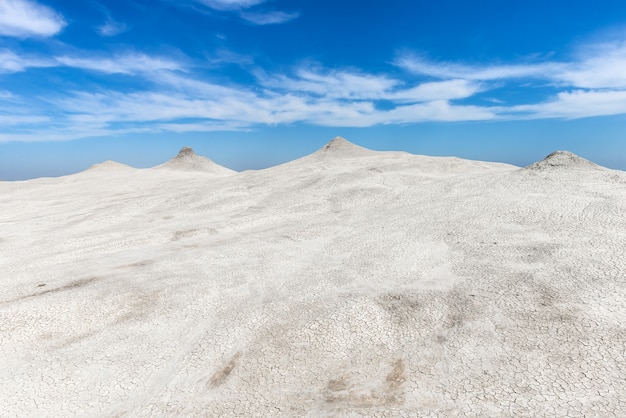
{"left": 1, "top": 139, "right": 625, "bottom": 416}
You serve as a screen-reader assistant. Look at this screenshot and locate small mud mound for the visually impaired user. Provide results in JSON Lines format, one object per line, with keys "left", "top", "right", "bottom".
{"left": 313, "top": 136, "right": 375, "bottom": 159}
{"left": 158, "top": 147, "right": 234, "bottom": 175}
{"left": 525, "top": 151, "right": 603, "bottom": 171}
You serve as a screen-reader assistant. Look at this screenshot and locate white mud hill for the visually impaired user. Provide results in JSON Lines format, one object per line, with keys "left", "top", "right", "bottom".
{"left": 524, "top": 150, "right": 603, "bottom": 171}
{"left": 1, "top": 137, "right": 625, "bottom": 416}
{"left": 157, "top": 146, "right": 235, "bottom": 175}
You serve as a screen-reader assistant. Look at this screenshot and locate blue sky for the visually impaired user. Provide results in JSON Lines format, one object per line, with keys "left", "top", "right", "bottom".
{"left": 1, "top": 0, "right": 626, "bottom": 179}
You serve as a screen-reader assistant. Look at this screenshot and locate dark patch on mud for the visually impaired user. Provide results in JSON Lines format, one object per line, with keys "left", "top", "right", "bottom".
{"left": 2, "top": 277, "right": 99, "bottom": 305}
{"left": 322, "top": 359, "right": 407, "bottom": 407}
{"left": 171, "top": 227, "right": 217, "bottom": 241}
{"left": 115, "top": 260, "right": 154, "bottom": 269}
{"left": 51, "top": 329, "right": 100, "bottom": 350}
{"left": 209, "top": 352, "right": 241, "bottom": 388}
{"left": 443, "top": 288, "right": 480, "bottom": 330}
{"left": 517, "top": 242, "right": 559, "bottom": 264}
{"left": 533, "top": 282, "right": 577, "bottom": 322}
{"left": 34, "top": 277, "right": 97, "bottom": 296}
{"left": 377, "top": 293, "right": 422, "bottom": 325}
{"left": 327, "top": 378, "right": 348, "bottom": 392}
{"left": 385, "top": 359, "right": 407, "bottom": 402}
{"left": 111, "top": 289, "right": 162, "bottom": 325}
{"left": 50, "top": 289, "right": 162, "bottom": 350}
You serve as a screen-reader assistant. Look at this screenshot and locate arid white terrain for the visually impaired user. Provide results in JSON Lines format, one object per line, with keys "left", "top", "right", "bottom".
{"left": 1, "top": 137, "right": 625, "bottom": 417}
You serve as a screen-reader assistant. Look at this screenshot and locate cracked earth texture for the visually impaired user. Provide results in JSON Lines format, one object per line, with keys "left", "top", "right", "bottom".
{"left": 1, "top": 139, "right": 625, "bottom": 416}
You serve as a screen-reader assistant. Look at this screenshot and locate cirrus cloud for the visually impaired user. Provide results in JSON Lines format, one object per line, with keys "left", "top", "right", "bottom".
{"left": 396, "top": 39, "right": 626, "bottom": 91}
{"left": 3, "top": 35, "right": 626, "bottom": 143}
{"left": 240, "top": 10, "right": 299, "bottom": 25}
{"left": 196, "top": 0, "right": 266, "bottom": 11}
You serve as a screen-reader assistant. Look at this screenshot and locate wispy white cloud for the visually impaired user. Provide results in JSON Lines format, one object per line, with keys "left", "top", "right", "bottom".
{"left": 397, "top": 40, "right": 626, "bottom": 91}
{"left": 208, "top": 48, "right": 254, "bottom": 66}
{"left": 0, "top": 114, "right": 50, "bottom": 125}
{"left": 0, "top": 49, "right": 52, "bottom": 72}
{"left": 96, "top": 19, "right": 128, "bottom": 37}
{"left": 258, "top": 69, "right": 399, "bottom": 100}
{"left": 297, "top": 99, "right": 495, "bottom": 127}
{"left": 4, "top": 34, "right": 626, "bottom": 143}
{"left": 387, "top": 79, "right": 484, "bottom": 102}
{"left": 54, "top": 53, "right": 185, "bottom": 74}
{"left": 0, "top": 49, "right": 30, "bottom": 72}
{"left": 0, "top": 0, "right": 66, "bottom": 37}
{"left": 558, "top": 40, "right": 626, "bottom": 89}
{"left": 92, "top": 1, "right": 128, "bottom": 37}
{"left": 258, "top": 68, "right": 482, "bottom": 102}
{"left": 78, "top": 91, "right": 484, "bottom": 128}
{"left": 196, "top": 0, "right": 266, "bottom": 11}
{"left": 504, "top": 89, "right": 626, "bottom": 119}
{"left": 393, "top": 39, "right": 626, "bottom": 120}
{"left": 0, "top": 123, "right": 155, "bottom": 143}
{"left": 395, "top": 54, "right": 560, "bottom": 81}
{"left": 240, "top": 10, "right": 299, "bottom": 25}
{"left": 381, "top": 101, "right": 496, "bottom": 124}
{"left": 156, "top": 121, "right": 248, "bottom": 133}
{"left": 0, "top": 49, "right": 185, "bottom": 75}
{"left": 192, "top": 0, "right": 298, "bottom": 25}
{"left": 0, "top": 67, "right": 494, "bottom": 143}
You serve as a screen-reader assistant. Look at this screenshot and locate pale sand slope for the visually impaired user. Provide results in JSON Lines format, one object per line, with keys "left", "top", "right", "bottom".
{"left": 1, "top": 138, "right": 625, "bottom": 417}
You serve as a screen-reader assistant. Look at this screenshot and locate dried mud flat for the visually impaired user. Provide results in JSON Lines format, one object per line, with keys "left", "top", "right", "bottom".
{"left": 1, "top": 138, "right": 625, "bottom": 417}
